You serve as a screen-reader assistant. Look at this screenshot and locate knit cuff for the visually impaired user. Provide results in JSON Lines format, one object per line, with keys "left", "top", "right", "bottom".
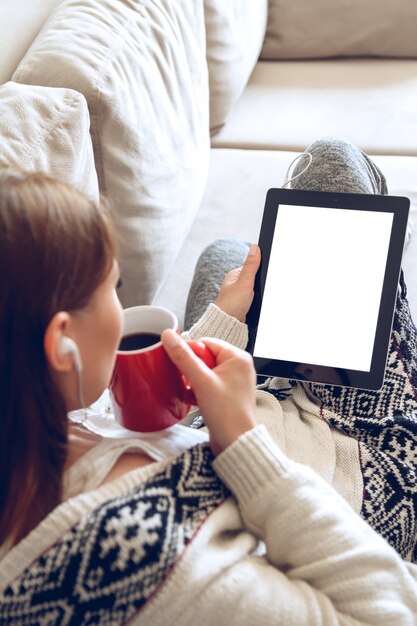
{"left": 182, "top": 303, "right": 248, "bottom": 349}
{"left": 213, "top": 425, "right": 291, "bottom": 508}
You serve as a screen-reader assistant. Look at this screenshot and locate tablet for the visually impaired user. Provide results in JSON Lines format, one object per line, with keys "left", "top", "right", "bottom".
{"left": 246, "top": 188, "right": 409, "bottom": 390}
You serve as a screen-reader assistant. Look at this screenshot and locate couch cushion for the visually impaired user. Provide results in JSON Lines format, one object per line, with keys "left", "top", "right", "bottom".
{"left": 261, "top": 0, "right": 417, "bottom": 59}
{"left": 205, "top": 0, "right": 267, "bottom": 134}
{"left": 14, "top": 0, "right": 209, "bottom": 308}
{"left": 0, "top": 81, "right": 98, "bottom": 198}
{"left": 155, "top": 149, "right": 417, "bottom": 329}
{"left": 211, "top": 60, "right": 417, "bottom": 157}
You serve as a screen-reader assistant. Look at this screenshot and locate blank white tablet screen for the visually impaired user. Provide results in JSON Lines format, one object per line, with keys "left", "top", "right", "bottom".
{"left": 253, "top": 205, "right": 394, "bottom": 371}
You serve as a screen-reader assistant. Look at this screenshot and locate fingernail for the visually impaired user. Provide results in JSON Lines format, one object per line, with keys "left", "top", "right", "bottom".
{"left": 162, "top": 329, "right": 181, "bottom": 348}
{"left": 248, "top": 243, "right": 258, "bottom": 256}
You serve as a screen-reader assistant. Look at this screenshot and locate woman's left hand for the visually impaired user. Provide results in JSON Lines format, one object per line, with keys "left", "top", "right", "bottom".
{"left": 215, "top": 243, "right": 261, "bottom": 322}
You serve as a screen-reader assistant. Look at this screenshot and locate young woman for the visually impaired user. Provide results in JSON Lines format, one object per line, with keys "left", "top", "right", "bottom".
{"left": 0, "top": 152, "right": 416, "bottom": 625}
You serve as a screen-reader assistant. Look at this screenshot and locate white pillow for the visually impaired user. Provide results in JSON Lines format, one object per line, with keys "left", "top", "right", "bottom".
{"left": 0, "top": 81, "right": 98, "bottom": 199}
{"left": 14, "top": 0, "right": 210, "bottom": 308}
{"left": 262, "top": 0, "right": 417, "bottom": 59}
{"left": 205, "top": 0, "right": 268, "bottom": 134}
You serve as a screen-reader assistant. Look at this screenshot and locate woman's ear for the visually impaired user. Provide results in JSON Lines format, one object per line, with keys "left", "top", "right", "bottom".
{"left": 44, "top": 311, "right": 72, "bottom": 372}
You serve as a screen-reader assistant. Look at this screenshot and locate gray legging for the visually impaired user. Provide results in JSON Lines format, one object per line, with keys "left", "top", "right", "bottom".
{"left": 184, "top": 138, "right": 417, "bottom": 562}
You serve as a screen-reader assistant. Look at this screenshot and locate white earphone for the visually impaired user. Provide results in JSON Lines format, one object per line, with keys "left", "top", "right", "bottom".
{"left": 282, "top": 152, "right": 313, "bottom": 188}
{"left": 59, "top": 336, "right": 83, "bottom": 374}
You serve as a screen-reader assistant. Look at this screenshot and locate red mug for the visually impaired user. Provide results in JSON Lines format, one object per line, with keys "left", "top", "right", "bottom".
{"left": 109, "top": 305, "right": 215, "bottom": 432}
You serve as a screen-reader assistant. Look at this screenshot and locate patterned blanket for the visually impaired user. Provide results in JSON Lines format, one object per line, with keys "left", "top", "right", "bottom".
{"left": 306, "top": 271, "right": 417, "bottom": 561}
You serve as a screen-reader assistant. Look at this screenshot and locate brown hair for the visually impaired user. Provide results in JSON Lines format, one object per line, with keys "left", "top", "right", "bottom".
{"left": 0, "top": 168, "right": 117, "bottom": 546}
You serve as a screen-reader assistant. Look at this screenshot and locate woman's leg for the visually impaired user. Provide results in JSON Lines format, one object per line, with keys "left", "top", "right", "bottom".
{"left": 293, "top": 138, "right": 417, "bottom": 560}
{"left": 291, "top": 138, "right": 387, "bottom": 194}
{"left": 184, "top": 237, "right": 249, "bottom": 330}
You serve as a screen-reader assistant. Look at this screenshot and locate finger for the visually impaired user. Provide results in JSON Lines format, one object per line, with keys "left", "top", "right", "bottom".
{"left": 194, "top": 335, "right": 239, "bottom": 357}
{"left": 223, "top": 267, "right": 242, "bottom": 286}
{"left": 238, "top": 243, "right": 261, "bottom": 286}
{"left": 161, "top": 329, "right": 216, "bottom": 386}
{"left": 197, "top": 336, "right": 255, "bottom": 371}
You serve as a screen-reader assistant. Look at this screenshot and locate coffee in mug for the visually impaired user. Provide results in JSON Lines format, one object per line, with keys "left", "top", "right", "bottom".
{"left": 109, "top": 305, "right": 215, "bottom": 432}
{"left": 118, "top": 332, "right": 160, "bottom": 351}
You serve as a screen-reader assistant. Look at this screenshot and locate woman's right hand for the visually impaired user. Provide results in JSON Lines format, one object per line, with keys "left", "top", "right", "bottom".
{"left": 161, "top": 329, "right": 257, "bottom": 456}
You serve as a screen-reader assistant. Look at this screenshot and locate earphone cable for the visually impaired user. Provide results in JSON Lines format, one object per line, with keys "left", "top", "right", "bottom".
{"left": 282, "top": 152, "right": 313, "bottom": 188}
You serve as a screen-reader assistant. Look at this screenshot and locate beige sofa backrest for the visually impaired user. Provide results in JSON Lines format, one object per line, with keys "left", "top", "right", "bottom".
{"left": 262, "top": 0, "right": 417, "bottom": 59}
{"left": 205, "top": 0, "right": 267, "bottom": 133}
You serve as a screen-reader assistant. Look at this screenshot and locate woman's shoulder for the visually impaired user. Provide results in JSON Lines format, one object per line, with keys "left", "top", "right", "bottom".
{"left": 0, "top": 443, "right": 231, "bottom": 623}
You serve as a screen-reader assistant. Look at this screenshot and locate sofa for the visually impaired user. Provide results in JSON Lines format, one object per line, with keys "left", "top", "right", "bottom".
{"left": 1, "top": 0, "right": 416, "bottom": 330}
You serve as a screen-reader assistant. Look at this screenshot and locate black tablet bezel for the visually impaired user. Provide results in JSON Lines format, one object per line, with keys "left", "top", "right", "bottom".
{"left": 246, "top": 188, "right": 409, "bottom": 390}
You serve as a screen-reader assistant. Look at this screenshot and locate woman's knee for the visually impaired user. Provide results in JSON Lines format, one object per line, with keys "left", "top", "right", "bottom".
{"left": 305, "top": 137, "right": 360, "bottom": 158}
{"left": 196, "top": 238, "right": 249, "bottom": 269}
{"left": 292, "top": 136, "right": 385, "bottom": 194}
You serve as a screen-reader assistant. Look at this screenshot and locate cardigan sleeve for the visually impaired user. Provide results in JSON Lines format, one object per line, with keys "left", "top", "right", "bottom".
{"left": 181, "top": 303, "right": 248, "bottom": 349}
{"left": 209, "top": 425, "right": 417, "bottom": 624}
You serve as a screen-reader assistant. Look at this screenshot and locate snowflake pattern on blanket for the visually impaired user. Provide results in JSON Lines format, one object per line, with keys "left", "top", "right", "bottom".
{"left": 306, "top": 271, "right": 417, "bottom": 561}
{"left": 0, "top": 444, "right": 229, "bottom": 625}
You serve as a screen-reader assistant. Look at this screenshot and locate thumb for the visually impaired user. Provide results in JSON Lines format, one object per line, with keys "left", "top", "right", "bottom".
{"left": 238, "top": 243, "right": 261, "bottom": 286}
{"left": 161, "top": 329, "right": 214, "bottom": 387}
